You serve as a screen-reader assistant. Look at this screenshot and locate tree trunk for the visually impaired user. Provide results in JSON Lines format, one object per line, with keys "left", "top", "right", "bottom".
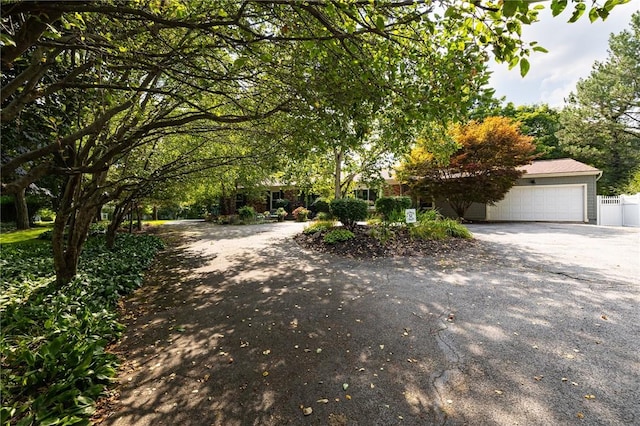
{"left": 106, "top": 202, "right": 128, "bottom": 250}
{"left": 136, "top": 206, "right": 142, "bottom": 231}
{"left": 14, "top": 187, "right": 30, "bottom": 229}
{"left": 153, "top": 205, "right": 158, "bottom": 221}
{"left": 334, "top": 148, "right": 343, "bottom": 199}
{"left": 52, "top": 175, "right": 96, "bottom": 286}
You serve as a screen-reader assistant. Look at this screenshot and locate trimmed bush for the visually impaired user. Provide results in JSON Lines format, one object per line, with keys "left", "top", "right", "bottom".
{"left": 310, "top": 198, "right": 330, "bottom": 214}
{"left": 375, "top": 196, "right": 412, "bottom": 221}
{"left": 323, "top": 228, "right": 355, "bottom": 244}
{"left": 329, "top": 198, "right": 368, "bottom": 229}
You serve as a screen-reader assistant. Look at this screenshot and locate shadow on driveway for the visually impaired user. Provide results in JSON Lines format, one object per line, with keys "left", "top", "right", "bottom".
{"left": 99, "top": 222, "right": 640, "bottom": 425}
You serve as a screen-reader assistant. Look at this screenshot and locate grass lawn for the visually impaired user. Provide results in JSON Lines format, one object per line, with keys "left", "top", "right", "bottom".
{"left": 0, "top": 223, "right": 54, "bottom": 245}
{"left": 0, "top": 220, "right": 168, "bottom": 246}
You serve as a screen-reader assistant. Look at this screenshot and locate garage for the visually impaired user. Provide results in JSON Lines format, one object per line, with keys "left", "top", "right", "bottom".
{"left": 487, "top": 184, "right": 587, "bottom": 222}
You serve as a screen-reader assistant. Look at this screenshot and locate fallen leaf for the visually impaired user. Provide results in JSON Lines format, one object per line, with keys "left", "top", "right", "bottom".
{"left": 316, "top": 399, "right": 329, "bottom": 404}
{"left": 262, "top": 349, "right": 271, "bottom": 355}
{"left": 494, "top": 390, "right": 503, "bottom": 395}
{"left": 407, "top": 358, "right": 417, "bottom": 363}
{"left": 534, "top": 375, "right": 543, "bottom": 381}
{"left": 240, "top": 340, "right": 249, "bottom": 348}
{"left": 370, "top": 383, "right": 375, "bottom": 389}
{"left": 584, "top": 394, "right": 595, "bottom": 400}
{"left": 379, "top": 345, "right": 385, "bottom": 350}
{"left": 345, "top": 394, "right": 351, "bottom": 400}
{"left": 342, "top": 383, "right": 349, "bottom": 391}
{"left": 577, "top": 412, "right": 585, "bottom": 419}
{"left": 561, "top": 378, "right": 568, "bottom": 382}
{"left": 601, "top": 315, "right": 608, "bottom": 320}
{"left": 316, "top": 348, "right": 322, "bottom": 354}
{"left": 262, "top": 371, "right": 269, "bottom": 377}
{"left": 302, "top": 407, "right": 312, "bottom": 416}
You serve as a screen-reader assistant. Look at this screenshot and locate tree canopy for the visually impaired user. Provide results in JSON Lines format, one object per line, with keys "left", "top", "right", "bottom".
{"left": 399, "top": 116, "right": 536, "bottom": 218}
{"left": 1, "top": 0, "right": 625, "bottom": 283}
{"left": 557, "top": 11, "right": 640, "bottom": 194}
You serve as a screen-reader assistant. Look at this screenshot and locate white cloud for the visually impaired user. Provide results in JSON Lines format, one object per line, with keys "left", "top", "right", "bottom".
{"left": 488, "top": 2, "right": 639, "bottom": 108}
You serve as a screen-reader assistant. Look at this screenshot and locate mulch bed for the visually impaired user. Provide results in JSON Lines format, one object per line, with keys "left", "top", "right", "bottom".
{"left": 293, "top": 224, "right": 478, "bottom": 259}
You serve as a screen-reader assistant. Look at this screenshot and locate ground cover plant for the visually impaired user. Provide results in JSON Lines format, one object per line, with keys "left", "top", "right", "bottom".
{"left": 0, "top": 233, "right": 164, "bottom": 425}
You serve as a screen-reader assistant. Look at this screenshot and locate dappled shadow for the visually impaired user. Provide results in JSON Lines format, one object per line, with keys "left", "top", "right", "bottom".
{"left": 98, "top": 222, "right": 640, "bottom": 425}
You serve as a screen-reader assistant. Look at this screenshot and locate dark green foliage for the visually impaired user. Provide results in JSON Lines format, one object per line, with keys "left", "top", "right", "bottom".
{"left": 409, "top": 217, "right": 472, "bottom": 240}
{"left": 375, "top": 196, "right": 412, "bottom": 221}
{"left": 274, "top": 199, "right": 290, "bottom": 210}
{"left": 329, "top": 198, "right": 368, "bottom": 229}
{"left": 0, "top": 234, "right": 164, "bottom": 425}
{"left": 310, "top": 198, "right": 331, "bottom": 215}
{"left": 323, "top": 229, "right": 355, "bottom": 244}
{"left": 238, "top": 205, "right": 256, "bottom": 222}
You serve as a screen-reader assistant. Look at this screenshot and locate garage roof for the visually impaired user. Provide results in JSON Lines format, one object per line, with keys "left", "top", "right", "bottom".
{"left": 520, "top": 158, "right": 601, "bottom": 177}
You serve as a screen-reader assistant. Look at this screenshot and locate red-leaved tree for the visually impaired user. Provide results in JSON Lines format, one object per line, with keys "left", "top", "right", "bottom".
{"left": 400, "top": 117, "right": 536, "bottom": 218}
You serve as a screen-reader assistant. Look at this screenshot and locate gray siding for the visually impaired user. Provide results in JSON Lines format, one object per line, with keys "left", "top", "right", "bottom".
{"left": 515, "top": 175, "right": 598, "bottom": 222}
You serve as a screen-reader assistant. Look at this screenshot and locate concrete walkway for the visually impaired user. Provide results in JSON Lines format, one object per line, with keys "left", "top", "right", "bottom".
{"left": 101, "top": 222, "right": 640, "bottom": 425}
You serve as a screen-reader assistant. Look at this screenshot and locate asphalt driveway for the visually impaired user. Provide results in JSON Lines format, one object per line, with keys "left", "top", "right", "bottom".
{"left": 101, "top": 221, "right": 640, "bottom": 425}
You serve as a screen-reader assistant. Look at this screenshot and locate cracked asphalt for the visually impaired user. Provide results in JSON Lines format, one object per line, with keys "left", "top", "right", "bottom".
{"left": 100, "top": 221, "right": 639, "bottom": 425}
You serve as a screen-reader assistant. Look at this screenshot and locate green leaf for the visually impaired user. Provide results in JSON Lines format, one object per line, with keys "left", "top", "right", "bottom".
{"left": 233, "top": 56, "right": 248, "bottom": 68}
{"left": 502, "top": 1, "right": 518, "bottom": 17}
{"left": 375, "top": 15, "right": 385, "bottom": 31}
{"left": 520, "top": 57, "right": 530, "bottom": 77}
{"left": 568, "top": 3, "right": 586, "bottom": 23}
{"left": 588, "top": 8, "right": 599, "bottom": 23}
{"left": 533, "top": 46, "right": 549, "bottom": 53}
{"left": 550, "top": 0, "right": 568, "bottom": 17}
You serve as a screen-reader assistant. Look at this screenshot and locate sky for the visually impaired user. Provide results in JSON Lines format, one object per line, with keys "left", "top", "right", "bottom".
{"left": 488, "top": 1, "right": 639, "bottom": 108}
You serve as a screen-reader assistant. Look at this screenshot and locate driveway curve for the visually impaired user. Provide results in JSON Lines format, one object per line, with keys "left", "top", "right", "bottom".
{"left": 100, "top": 221, "right": 640, "bottom": 425}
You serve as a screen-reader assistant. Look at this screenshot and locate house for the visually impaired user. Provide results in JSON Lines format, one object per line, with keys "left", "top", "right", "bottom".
{"left": 417, "top": 159, "right": 602, "bottom": 223}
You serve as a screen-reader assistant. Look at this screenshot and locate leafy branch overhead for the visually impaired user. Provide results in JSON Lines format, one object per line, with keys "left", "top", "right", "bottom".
{"left": 0, "top": 0, "right": 625, "bottom": 285}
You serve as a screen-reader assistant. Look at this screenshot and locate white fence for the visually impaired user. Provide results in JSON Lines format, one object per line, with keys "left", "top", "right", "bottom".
{"left": 597, "top": 193, "right": 640, "bottom": 227}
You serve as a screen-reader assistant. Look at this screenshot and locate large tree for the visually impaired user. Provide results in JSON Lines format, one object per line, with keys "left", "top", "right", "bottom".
{"left": 1, "top": 0, "right": 622, "bottom": 284}
{"left": 557, "top": 11, "right": 640, "bottom": 194}
{"left": 399, "top": 116, "right": 536, "bottom": 218}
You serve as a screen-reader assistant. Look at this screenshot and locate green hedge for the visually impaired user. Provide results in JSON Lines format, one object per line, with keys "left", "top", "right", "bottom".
{"left": 329, "top": 198, "right": 368, "bottom": 229}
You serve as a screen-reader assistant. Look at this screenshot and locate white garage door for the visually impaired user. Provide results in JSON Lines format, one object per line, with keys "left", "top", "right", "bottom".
{"left": 487, "top": 185, "right": 586, "bottom": 222}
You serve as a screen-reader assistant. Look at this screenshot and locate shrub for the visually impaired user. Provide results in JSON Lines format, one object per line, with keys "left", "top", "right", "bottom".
{"left": 274, "top": 198, "right": 289, "bottom": 209}
{"left": 276, "top": 207, "right": 287, "bottom": 218}
{"left": 368, "top": 224, "right": 396, "bottom": 243}
{"left": 292, "top": 206, "right": 310, "bottom": 221}
{"left": 323, "top": 228, "right": 355, "bottom": 244}
{"left": 329, "top": 198, "right": 368, "bottom": 229}
{"left": 310, "top": 198, "right": 331, "bottom": 214}
{"left": 315, "top": 211, "right": 332, "bottom": 221}
{"left": 375, "top": 196, "right": 412, "bottom": 221}
{"left": 303, "top": 220, "right": 335, "bottom": 234}
{"left": 238, "top": 205, "right": 256, "bottom": 222}
{"left": 409, "top": 217, "right": 472, "bottom": 240}
{"left": 417, "top": 209, "right": 440, "bottom": 222}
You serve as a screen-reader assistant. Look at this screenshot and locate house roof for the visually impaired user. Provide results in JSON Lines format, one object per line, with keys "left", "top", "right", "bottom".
{"left": 519, "top": 158, "right": 601, "bottom": 177}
